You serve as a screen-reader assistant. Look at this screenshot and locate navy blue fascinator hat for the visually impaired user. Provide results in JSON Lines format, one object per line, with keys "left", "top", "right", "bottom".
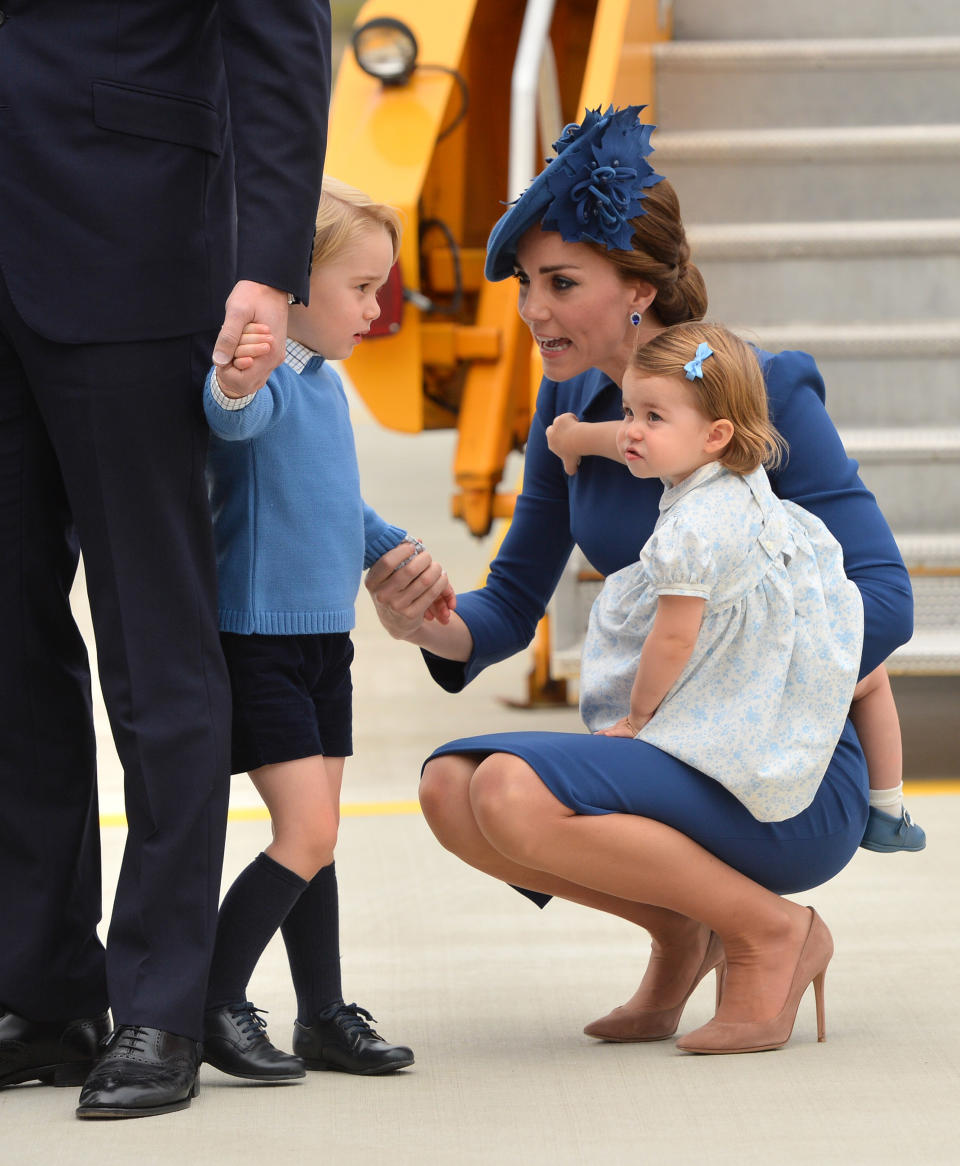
{"left": 485, "top": 105, "right": 665, "bottom": 282}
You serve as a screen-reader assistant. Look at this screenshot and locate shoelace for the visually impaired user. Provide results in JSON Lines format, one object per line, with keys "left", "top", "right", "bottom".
{"left": 323, "top": 1003, "right": 383, "bottom": 1042}
{"left": 227, "top": 1002, "right": 271, "bottom": 1040}
{"left": 104, "top": 1025, "right": 149, "bottom": 1054}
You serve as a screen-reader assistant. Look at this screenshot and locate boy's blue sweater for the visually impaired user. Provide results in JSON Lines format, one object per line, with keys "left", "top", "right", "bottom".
{"left": 203, "top": 355, "right": 406, "bottom": 635}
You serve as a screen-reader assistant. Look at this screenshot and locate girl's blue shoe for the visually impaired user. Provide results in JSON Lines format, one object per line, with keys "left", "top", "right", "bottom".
{"left": 859, "top": 806, "right": 926, "bottom": 853}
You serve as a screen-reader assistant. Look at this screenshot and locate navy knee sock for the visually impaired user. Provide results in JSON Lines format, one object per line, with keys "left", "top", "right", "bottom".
{"left": 205, "top": 852, "right": 308, "bottom": 1011}
{"left": 281, "top": 861, "right": 343, "bottom": 1023}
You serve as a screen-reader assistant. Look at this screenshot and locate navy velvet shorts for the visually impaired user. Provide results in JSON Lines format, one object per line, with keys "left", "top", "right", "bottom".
{"left": 221, "top": 631, "right": 354, "bottom": 773}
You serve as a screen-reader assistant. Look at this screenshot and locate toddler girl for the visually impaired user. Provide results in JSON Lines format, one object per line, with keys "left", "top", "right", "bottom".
{"left": 549, "top": 322, "right": 923, "bottom": 841}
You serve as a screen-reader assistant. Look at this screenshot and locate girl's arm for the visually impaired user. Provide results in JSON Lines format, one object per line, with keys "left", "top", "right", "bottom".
{"left": 546, "top": 413, "right": 624, "bottom": 475}
{"left": 597, "top": 594, "right": 705, "bottom": 737}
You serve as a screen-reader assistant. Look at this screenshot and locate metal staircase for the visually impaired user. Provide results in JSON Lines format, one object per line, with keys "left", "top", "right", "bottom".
{"left": 554, "top": 0, "right": 959, "bottom": 768}
{"left": 650, "top": 0, "right": 960, "bottom": 679}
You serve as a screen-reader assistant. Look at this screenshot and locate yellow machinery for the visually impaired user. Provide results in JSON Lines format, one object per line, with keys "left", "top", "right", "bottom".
{"left": 326, "top": 0, "right": 671, "bottom": 538}
{"left": 326, "top": 1, "right": 671, "bottom": 703}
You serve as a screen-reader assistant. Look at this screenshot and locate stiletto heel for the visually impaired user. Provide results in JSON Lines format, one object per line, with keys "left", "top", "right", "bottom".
{"left": 584, "top": 930, "right": 724, "bottom": 1043}
{"left": 813, "top": 969, "right": 827, "bottom": 1042}
{"left": 676, "top": 907, "right": 832, "bottom": 1056}
{"left": 714, "top": 961, "right": 726, "bottom": 1010}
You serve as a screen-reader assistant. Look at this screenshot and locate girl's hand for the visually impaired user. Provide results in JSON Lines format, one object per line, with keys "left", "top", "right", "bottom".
{"left": 595, "top": 714, "right": 650, "bottom": 738}
{"left": 545, "top": 412, "right": 583, "bottom": 476}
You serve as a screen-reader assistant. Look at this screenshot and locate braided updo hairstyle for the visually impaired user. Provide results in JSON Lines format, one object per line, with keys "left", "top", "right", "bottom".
{"left": 583, "top": 178, "right": 707, "bottom": 326}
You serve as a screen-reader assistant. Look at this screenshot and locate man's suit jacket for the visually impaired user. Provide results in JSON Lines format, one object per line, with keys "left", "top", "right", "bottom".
{"left": 0, "top": 0, "right": 331, "bottom": 344}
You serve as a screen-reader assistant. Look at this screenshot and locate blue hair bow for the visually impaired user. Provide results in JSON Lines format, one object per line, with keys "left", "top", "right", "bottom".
{"left": 684, "top": 342, "right": 714, "bottom": 381}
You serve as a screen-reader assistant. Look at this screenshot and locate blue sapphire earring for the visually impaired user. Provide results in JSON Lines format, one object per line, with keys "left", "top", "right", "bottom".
{"left": 630, "top": 311, "right": 642, "bottom": 326}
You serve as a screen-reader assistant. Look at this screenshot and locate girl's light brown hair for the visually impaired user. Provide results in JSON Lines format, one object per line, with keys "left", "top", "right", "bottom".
{"left": 630, "top": 322, "right": 786, "bottom": 474}
{"left": 312, "top": 176, "right": 402, "bottom": 267}
{"left": 583, "top": 178, "right": 708, "bottom": 326}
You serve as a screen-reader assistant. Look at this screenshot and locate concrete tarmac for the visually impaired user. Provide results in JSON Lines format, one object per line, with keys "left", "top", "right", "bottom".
{"left": 2, "top": 387, "right": 957, "bottom": 1165}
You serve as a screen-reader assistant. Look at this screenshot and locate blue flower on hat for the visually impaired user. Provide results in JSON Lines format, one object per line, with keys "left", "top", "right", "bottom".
{"left": 541, "top": 106, "right": 663, "bottom": 252}
{"left": 551, "top": 107, "right": 604, "bottom": 155}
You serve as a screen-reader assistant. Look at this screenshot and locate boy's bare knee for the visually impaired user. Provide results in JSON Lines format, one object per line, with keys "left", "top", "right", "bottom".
{"left": 270, "top": 819, "right": 338, "bottom": 881}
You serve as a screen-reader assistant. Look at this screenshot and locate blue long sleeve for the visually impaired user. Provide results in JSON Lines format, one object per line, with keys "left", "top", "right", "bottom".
{"left": 204, "top": 358, "right": 406, "bottom": 634}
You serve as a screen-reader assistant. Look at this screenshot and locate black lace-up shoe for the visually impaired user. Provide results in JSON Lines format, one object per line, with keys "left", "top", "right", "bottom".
{"left": 0, "top": 1007, "right": 111, "bottom": 1088}
{"left": 75, "top": 1025, "right": 201, "bottom": 1119}
{"left": 292, "top": 1003, "right": 414, "bottom": 1075}
{"left": 203, "top": 1001, "right": 304, "bottom": 1082}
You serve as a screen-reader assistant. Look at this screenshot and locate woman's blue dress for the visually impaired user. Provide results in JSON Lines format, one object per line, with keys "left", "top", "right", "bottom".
{"left": 423, "top": 350, "right": 913, "bottom": 896}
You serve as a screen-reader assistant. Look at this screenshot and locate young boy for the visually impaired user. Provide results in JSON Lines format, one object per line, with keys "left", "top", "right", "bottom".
{"left": 201, "top": 177, "right": 454, "bottom": 1081}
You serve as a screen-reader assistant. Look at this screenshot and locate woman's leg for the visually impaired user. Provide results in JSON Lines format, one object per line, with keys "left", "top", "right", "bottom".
{"left": 421, "top": 755, "right": 719, "bottom": 1014}
{"left": 466, "top": 754, "right": 815, "bottom": 1026}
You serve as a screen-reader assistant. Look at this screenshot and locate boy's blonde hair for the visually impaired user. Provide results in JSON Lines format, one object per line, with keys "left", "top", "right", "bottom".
{"left": 630, "top": 322, "right": 786, "bottom": 474}
{"left": 312, "top": 176, "right": 402, "bottom": 266}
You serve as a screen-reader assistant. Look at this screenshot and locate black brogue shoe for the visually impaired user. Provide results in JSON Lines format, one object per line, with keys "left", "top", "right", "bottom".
{"left": 75, "top": 1025, "right": 201, "bottom": 1119}
{"left": 0, "top": 1007, "right": 111, "bottom": 1088}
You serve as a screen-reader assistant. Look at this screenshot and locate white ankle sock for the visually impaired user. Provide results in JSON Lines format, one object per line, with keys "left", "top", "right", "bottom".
{"left": 869, "top": 782, "right": 903, "bottom": 816}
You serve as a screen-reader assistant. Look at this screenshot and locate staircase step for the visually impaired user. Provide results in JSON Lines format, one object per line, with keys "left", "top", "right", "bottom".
{"left": 732, "top": 322, "right": 960, "bottom": 423}
{"left": 840, "top": 427, "right": 960, "bottom": 462}
{"left": 688, "top": 221, "right": 960, "bottom": 325}
{"left": 895, "top": 536, "right": 960, "bottom": 638}
{"left": 654, "top": 37, "right": 960, "bottom": 130}
{"left": 673, "top": 0, "right": 960, "bottom": 42}
{"left": 836, "top": 428, "right": 960, "bottom": 532}
{"left": 895, "top": 532, "right": 960, "bottom": 569}
{"left": 908, "top": 577, "right": 960, "bottom": 632}
{"left": 737, "top": 320, "right": 960, "bottom": 357}
{"left": 889, "top": 630, "right": 960, "bottom": 675}
{"left": 690, "top": 219, "right": 960, "bottom": 260}
{"left": 653, "top": 125, "right": 960, "bottom": 222}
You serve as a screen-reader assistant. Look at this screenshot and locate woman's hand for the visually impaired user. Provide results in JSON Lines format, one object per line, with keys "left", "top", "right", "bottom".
{"left": 545, "top": 412, "right": 583, "bottom": 476}
{"left": 365, "top": 542, "right": 454, "bottom": 641}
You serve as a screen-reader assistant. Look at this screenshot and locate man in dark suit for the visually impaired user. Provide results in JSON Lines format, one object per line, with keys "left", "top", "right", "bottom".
{"left": 0, "top": 0, "right": 331, "bottom": 1118}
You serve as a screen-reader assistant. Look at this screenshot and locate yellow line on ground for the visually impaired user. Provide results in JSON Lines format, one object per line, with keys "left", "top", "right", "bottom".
{"left": 98, "top": 800, "right": 422, "bottom": 829}
{"left": 904, "top": 779, "right": 960, "bottom": 796}
{"left": 97, "top": 783, "right": 955, "bottom": 829}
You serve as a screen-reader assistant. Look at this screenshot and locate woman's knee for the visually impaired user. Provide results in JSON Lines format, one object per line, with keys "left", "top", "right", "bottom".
{"left": 468, "top": 755, "right": 555, "bottom": 864}
{"left": 419, "top": 755, "right": 473, "bottom": 831}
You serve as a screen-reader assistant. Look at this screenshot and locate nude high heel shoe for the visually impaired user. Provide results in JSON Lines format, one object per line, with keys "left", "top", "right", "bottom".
{"left": 584, "top": 931, "right": 725, "bottom": 1042}
{"left": 675, "top": 908, "right": 832, "bottom": 1055}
